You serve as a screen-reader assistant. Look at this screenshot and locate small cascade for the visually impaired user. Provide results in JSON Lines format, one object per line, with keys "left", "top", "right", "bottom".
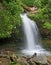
{"left": 20, "top": 13, "right": 51, "bottom": 55}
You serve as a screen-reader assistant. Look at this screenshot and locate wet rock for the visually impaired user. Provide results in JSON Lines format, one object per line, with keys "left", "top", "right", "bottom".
{"left": 28, "top": 61, "right": 36, "bottom": 65}
{"left": 0, "top": 50, "right": 51, "bottom": 65}
{"left": 0, "top": 50, "right": 18, "bottom": 62}
{"left": 30, "top": 55, "right": 48, "bottom": 65}
{"left": 0, "top": 57, "right": 10, "bottom": 65}
{"left": 47, "top": 61, "right": 51, "bottom": 65}
{"left": 5, "top": 51, "right": 19, "bottom": 62}
{"left": 17, "top": 56, "right": 29, "bottom": 65}
{"left": 47, "top": 56, "right": 51, "bottom": 64}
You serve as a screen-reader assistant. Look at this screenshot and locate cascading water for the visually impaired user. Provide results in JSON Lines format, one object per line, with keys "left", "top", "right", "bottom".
{"left": 20, "top": 13, "right": 50, "bottom": 55}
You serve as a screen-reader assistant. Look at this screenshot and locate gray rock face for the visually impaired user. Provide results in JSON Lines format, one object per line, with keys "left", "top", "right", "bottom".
{"left": 30, "top": 55, "right": 47, "bottom": 65}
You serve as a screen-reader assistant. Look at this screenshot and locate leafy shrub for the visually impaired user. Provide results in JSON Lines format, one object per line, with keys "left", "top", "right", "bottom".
{"left": 0, "top": 0, "right": 24, "bottom": 38}
{"left": 21, "top": 0, "right": 48, "bottom": 7}
{"left": 21, "top": 0, "right": 35, "bottom": 6}
{"left": 43, "top": 22, "right": 51, "bottom": 29}
{"left": 28, "top": 0, "right": 51, "bottom": 30}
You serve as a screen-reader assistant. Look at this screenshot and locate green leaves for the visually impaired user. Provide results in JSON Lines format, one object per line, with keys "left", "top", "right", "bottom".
{"left": 0, "top": 9, "right": 11, "bottom": 38}
{"left": 43, "top": 22, "right": 51, "bottom": 29}
{"left": 0, "top": 0, "right": 51, "bottom": 38}
{"left": 21, "top": 0, "right": 35, "bottom": 6}
{"left": 0, "top": 0, "right": 24, "bottom": 38}
{"left": 28, "top": 0, "right": 51, "bottom": 30}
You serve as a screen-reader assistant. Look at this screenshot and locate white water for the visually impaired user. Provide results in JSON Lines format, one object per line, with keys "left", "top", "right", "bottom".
{"left": 20, "top": 13, "right": 51, "bottom": 55}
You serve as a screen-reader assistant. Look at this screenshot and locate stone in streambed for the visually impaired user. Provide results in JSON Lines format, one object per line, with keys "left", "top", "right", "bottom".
{"left": 0, "top": 57, "right": 10, "bottom": 65}
{"left": 47, "top": 56, "right": 51, "bottom": 64}
{"left": 17, "top": 56, "right": 29, "bottom": 65}
{"left": 4, "top": 51, "right": 18, "bottom": 62}
{"left": 30, "top": 55, "right": 47, "bottom": 65}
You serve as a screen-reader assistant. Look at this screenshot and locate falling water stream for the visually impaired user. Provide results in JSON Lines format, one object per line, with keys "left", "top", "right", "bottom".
{"left": 20, "top": 13, "right": 51, "bottom": 55}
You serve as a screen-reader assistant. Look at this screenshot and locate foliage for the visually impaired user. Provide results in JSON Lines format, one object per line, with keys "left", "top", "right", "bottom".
{"left": 21, "top": 0, "right": 42, "bottom": 7}
{"left": 0, "top": 0, "right": 51, "bottom": 38}
{"left": 0, "top": 8, "right": 12, "bottom": 38}
{"left": 10, "top": 62, "right": 20, "bottom": 65}
{"left": 21, "top": 0, "right": 49, "bottom": 7}
{"left": 0, "top": 0, "right": 24, "bottom": 38}
{"left": 28, "top": 0, "right": 51, "bottom": 29}
{"left": 43, "top": 22, "right": 51, "bottom": 29}
{"left": 21, "top": 0, "right": 35, "bottom": 6}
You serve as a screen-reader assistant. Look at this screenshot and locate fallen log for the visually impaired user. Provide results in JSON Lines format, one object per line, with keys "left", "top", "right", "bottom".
{"left": 21, "top": 4, "right": 38, "bottom": 12}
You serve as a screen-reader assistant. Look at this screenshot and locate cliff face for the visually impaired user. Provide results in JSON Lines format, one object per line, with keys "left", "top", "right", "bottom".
{"left": 35, "top": 22, "right": 51, "bottom": 39}
{"left": 39, "top": 26, "right": 51, "bottom": 39}
{"left": 35, "top": 21, "right": 51, "bottom": 39}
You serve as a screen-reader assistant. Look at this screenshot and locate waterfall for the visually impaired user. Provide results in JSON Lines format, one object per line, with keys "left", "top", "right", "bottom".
{"left": 20, "top": 13, "right": 51, "bottom": 55}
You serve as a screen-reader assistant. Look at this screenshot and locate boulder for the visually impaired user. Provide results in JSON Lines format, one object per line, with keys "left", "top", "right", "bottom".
{"left": 47, "top": 56, "right": 51, "bottom": 64}
{"left": 5, "top": 51, "right": 19, "bottom": 62}
{"left": 17, "top": 56, "right": 29, "bottom": 65}
{"left": 30, "top": 55, "right": 48, "bottom": 65}
{"left": 28, "top": 61, "right": 36, "bottom": 65}
{"left": 0, "top": 50, "right": 18, "bottom": 62}
{"left": 0, "top": 57, "right": 10, "bottom": 65}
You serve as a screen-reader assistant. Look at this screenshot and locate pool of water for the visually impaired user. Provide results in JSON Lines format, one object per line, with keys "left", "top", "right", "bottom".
{"left": 0, "top": 39, "right": 51, "bottom": 56}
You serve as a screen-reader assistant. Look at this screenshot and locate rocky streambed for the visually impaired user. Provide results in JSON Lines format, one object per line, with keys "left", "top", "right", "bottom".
{"left": 0, "top": 50, "right": 51, "bottom": 65}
